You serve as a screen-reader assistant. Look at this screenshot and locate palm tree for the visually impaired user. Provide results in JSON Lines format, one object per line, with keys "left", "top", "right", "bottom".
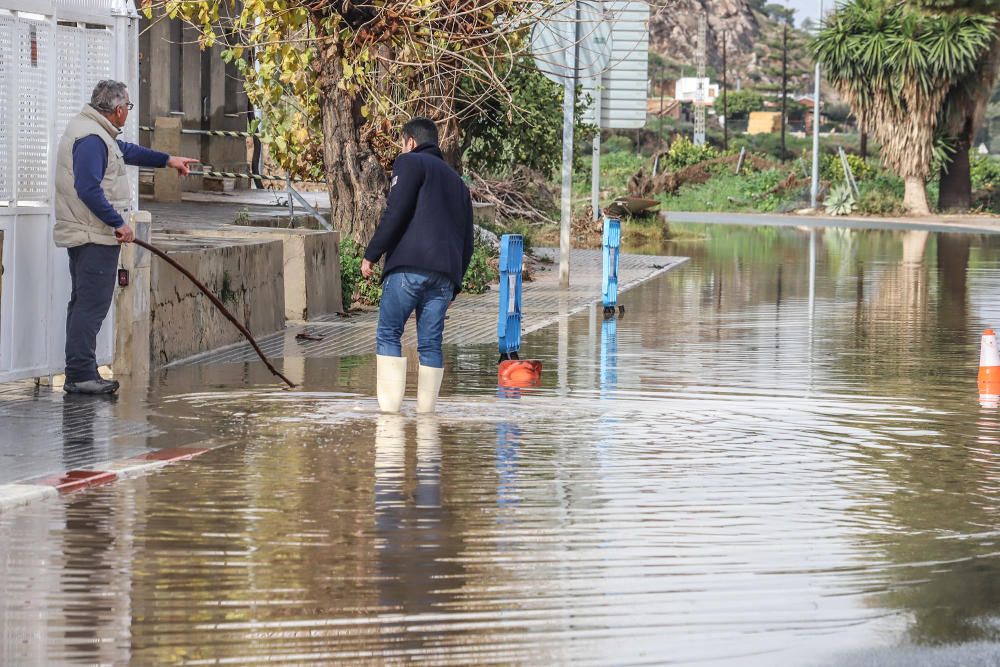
{"left": 937, "top": 38, "right": 1000, "bottom": 210}
{"left": 812, "top": 0, "right": 996, "bottom": 214}
{"left": 916, "top": 0, "right": 1000, "bottom": 210}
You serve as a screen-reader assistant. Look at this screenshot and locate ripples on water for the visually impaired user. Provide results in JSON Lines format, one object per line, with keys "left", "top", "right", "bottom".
{"left": 3, "top": 226, "right": 1000, "bottom": 665}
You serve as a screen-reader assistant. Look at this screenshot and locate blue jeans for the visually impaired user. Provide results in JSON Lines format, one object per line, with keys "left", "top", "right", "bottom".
{"left": 376, "top": 269, "right": 454, "bottom": 368}
{"left": 65, "top": 243, "right": 120, "bottom": 383}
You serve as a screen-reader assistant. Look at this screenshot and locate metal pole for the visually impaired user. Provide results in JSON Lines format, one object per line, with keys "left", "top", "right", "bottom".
{"left": 810, "top": 0, "right": 823, "bottom": 209}
{"left": 658, "top": 62, "right": 665, "bottom": 151}
{"left": 722, "top": 32, "right": 728, "bottom": 152}
{"left": 808, "top": 228, "right": 816, "bottom": 317}
{"left": 591, "top": 76, "right": 602, "bottom": 222}
{"left": 780, "top": 21, "right": 787, "bottom": 161}
{"left": 559, "top": 1, "right": 580, "bottom": 289}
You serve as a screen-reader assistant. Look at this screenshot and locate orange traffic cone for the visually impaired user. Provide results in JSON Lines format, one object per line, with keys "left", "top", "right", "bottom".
{"left": 978, "top": 329, "right": 1000, "bottom": 401}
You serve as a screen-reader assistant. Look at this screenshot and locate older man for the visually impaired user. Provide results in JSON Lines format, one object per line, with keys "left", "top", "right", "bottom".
{"left": 54, "top": 80, "right": 196, "bottom": 394}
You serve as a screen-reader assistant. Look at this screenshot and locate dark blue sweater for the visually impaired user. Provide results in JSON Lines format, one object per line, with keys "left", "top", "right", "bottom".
{"left": 73, "top": 135, "right": 169, "bottom": 228}
{"left": 364, "top": 143, "right": 474, "bottom": 294}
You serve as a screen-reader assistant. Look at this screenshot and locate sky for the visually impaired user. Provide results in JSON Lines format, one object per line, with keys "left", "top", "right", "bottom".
{"left": 786, "top": 0, "right": 828, "bottom": 25}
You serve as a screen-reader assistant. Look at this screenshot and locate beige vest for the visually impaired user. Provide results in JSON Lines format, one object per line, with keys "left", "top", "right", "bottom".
{"left": 53, "top": 105, "right": 131, "bottom": 248}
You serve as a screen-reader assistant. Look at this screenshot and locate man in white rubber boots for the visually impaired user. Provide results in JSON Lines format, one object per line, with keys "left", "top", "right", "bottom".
{"left": 361, "top": 118, "right": 474, "bottom": 413}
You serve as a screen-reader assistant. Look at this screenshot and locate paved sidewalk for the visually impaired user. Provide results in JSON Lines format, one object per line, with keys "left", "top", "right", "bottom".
{"left": 178, "top": 248, "right": 687, "bottom": 365}
{"left": 143, "top": 190, "right": 329, "bottom": 229}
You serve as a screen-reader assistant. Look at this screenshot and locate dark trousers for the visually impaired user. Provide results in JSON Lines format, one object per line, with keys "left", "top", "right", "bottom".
{"left": 65, "top": 243, "right": 120, "bottom": 383}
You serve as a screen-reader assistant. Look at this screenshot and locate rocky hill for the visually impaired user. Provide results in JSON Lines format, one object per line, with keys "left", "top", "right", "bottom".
{"left": 649, "top": 0, "right": 816, "bottom": 95}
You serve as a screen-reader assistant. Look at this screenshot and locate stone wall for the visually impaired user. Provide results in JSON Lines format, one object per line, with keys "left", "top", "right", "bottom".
{"left": 150, "top": 238, "right": 285, "bottom": 366}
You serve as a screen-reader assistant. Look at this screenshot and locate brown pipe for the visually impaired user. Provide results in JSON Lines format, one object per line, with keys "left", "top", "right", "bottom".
{"left": 133, "top": 238, "right": 296, "bottom": 388}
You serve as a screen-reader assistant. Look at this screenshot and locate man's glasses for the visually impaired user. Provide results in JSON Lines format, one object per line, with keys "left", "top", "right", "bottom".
{"left": 122, "top": 102, "right": 134, "bottom": 111}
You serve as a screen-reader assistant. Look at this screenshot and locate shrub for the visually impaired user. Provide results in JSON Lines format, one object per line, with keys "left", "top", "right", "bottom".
{"left": 855, "top": 172, "right": 906, "bottom": 216}
{"left": 821, "top": 152, "right": 875, "bottom": 182}
{"left": 339, "top": 238, "right": 382, "bottom": 309}
{"left": 741, "top": 169, "right": 789, "bottom": 212}
{"left": 478, "top": 218, "right": 537, "bottom": 256}
{"left": 461, "top": 235, "right": 499, "bottom": 295}
{"left": 340, "top": 234, "right": 499, "bottom": 308}
{"left": 971, "top": 155, "right": 1000, "bottom": 191}
{"left": 664, "top": 135, "right": 719, "bottom": 170}
{"left": 721, "top": 90, "right": 766, "bottom": 119}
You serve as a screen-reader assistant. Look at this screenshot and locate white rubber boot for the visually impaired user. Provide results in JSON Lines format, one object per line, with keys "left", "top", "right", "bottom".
{"left": 416, "top": 365, "right": 445, "bottom": 414}
{"left": 376, "top": 355, "right": 407, "bottom": 413}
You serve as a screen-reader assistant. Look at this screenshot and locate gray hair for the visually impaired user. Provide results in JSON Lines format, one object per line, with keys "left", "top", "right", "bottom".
{"left": 89, "top": 80, "right": 129, "bottom": 113}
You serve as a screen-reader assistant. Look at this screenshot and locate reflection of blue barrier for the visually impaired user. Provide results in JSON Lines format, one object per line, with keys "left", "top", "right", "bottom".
{"left": 600, "top": 317, "right": 618, "bottom": 393}
{"left": 496, "top": 387, "right": 522, "bottom": 514}
{"left": 498, "top": 234, "right": 524, "bottom": 358}
{"left": 602, "top": 218, "right": 621, "bottom": 311}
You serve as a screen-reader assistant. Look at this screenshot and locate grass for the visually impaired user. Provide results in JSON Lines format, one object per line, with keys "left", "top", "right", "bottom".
{"left": 657, "top": 169, "right": 790, "bottom": 213}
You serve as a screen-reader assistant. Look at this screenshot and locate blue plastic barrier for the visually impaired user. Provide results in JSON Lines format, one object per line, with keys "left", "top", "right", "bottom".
{"left": 602, "top": 218, "right": 621, "bottom": 309}
{"left": 498, "top": 234, "right": 524, "bottom": 358}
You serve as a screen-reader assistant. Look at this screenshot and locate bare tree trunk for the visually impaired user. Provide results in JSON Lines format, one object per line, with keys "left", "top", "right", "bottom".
{"left": 438, "top": 114, "right": 462, "bottom": 173}
{"left": 938, "top": 135, "right": 972, "bottom": 211}
{"left": 904, "top": 176, "right": 931, "bottom": 216}
{"left": 318, "top": 59, "right": 389, "bottom": 245}
{"left": 938, "top": 34, "right": 1000, "bottom": 212}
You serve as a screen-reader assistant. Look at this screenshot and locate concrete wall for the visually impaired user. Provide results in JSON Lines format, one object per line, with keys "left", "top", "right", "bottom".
{"left": 150, "top": 238, "right": 285, "bottom": 366}
{"left": 138, "top": 11, "right": 249, "bottom": 191}
{"left": 157, "top": 226, "right": 343, "bottom": 321}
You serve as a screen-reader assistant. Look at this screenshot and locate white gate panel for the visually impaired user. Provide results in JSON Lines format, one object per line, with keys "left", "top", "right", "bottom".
{"left": 0, "top": 17, "right": 13, "bottom": 204}
{"left": 0, "top": 0, "right": 136, "bottom": 383}
{"left": 15, "top": 18, "right": 52, "bottom": 203}
{"left": 10, "top": 214, "right": 50, "bottom": 370}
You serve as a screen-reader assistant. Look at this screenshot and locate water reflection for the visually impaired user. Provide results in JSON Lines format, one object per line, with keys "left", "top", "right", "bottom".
{"left": 5, "top": 225, "right": 1000, "bottom": 663}
{"left": 495, "top": 390, "right": 522, "bottom": 511}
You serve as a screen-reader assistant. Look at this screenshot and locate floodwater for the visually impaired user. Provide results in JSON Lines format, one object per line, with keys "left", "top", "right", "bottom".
{"left": 3, "top": 225, "right": 1000, "bottom": 665}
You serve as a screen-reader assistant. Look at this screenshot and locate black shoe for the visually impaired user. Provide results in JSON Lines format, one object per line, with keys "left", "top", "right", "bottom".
{"left": 64, "top": 379, "right": 119, "bottom": 394}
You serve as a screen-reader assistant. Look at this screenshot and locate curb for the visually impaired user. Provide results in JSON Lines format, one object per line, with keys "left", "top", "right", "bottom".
{"left": 0, "top": 446, "right": 211, "bottom": 515}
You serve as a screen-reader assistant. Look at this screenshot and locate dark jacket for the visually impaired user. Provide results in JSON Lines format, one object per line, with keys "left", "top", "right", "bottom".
{"left": 364, "top": 143, "right": 474, "bottom": 294}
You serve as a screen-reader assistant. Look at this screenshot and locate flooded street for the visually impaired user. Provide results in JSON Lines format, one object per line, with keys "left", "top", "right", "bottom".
{"left": 4, "top": 225, "right": 1000, "bottom": 665}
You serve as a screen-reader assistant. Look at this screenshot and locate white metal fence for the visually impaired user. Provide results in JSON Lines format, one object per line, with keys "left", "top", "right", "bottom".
{"left": 0, "top": 0, "right": 138, "bottom": 383}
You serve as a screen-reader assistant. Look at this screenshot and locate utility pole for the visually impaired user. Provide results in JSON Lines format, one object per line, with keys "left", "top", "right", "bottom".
{"left": 558, "top": 0, "right": 580, "bottom": 289}
{"left": 722, "top": 31, "right": 728, "bottom": 152}
{"left": 780, "top": 20, "right": 788, "bottom": 161}
{"left": 694, "top": 12, "right": 707, "bottom": 145}
{"left": 810, "top": 0, "right": 823, "bottom": 209}
{"left": 659, "top": 62, "right": 665, "bottom": 151}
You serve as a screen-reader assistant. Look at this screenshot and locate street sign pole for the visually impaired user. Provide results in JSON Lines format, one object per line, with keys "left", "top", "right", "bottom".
{"left": 591, "top": 78, "right": 602, "bottom": 222}
{"left": 559, "top": 0, "right": 581, "bottom": 289}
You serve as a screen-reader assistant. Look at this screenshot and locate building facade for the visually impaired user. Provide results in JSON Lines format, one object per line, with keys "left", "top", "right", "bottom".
{"left": 137, "top": 10, "right": 250, "bottom": 190}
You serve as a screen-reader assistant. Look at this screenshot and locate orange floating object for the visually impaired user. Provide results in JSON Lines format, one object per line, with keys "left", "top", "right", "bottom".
{"left": 498, "top": 360, "right": 543, "bottom": 388}
{"left": 978, "top": 328, "right": 1000, "bottom": 399}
